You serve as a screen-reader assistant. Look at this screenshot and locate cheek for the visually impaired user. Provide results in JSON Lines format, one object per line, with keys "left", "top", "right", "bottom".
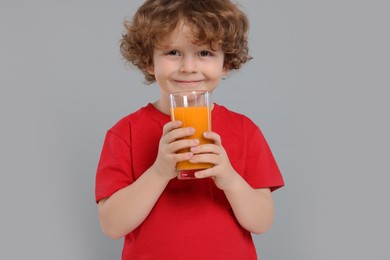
{"left": 153, "top": 60, "right": 174, "bottom": 75}
{"left": 150, "top": 63, "right": 164, "bottom": 79}
{"left": 207, "top": 65, "right": 226, "bottom": 80}
{"left": 210, "top": 58, "right": 226, "bottom": 77}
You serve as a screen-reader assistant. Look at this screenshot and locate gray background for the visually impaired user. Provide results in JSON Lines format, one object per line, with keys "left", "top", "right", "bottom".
{"left": 1, "top": 0, "right": 389, "bottom": 259}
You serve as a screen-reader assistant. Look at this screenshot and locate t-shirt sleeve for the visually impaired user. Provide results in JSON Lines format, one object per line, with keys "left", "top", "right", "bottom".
{"left": 244, "top": 120, "right": 284, "bottom": 191}
{"left": 95, "top": 130, "right": 134, "bottom": 202}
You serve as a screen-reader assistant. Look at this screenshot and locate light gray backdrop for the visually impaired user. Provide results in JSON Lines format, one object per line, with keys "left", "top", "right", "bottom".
{"left": 1, "top": 0, "right": 389, "bottom": 259}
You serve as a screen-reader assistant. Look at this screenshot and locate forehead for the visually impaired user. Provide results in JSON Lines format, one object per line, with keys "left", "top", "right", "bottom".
{"left": 157, "top": 21, "right": 220, "bottom": 49}
{"left": 167, "top": 23, "right": 193, "bottom": 42}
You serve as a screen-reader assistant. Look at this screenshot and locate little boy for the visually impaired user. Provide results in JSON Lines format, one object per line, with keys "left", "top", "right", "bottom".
{"left": 95, "top": 0, "right": 284, "bottom": 259}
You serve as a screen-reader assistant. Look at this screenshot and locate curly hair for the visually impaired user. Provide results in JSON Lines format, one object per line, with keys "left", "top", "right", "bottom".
{"left": 120, "top": 0, "right": 252, "bottom": 84}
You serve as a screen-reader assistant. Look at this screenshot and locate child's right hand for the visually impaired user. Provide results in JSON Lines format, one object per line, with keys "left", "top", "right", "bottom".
{"left": 151, "top": 120, "right": 199, "bottom": 180}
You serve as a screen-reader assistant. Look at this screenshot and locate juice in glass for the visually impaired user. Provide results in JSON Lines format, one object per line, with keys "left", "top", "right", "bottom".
{"left": 169, "top": 91, "right": 212, "bottom": 179}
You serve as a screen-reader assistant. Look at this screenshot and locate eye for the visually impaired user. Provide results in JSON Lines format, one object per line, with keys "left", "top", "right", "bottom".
{"left": 199, "top": 50, "right": 212, "bottom": 57}
{"left": 167, "top": 50, "right": 180, "bottom": 56}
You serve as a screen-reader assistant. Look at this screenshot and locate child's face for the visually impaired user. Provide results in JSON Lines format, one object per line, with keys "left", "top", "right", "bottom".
{"left": 148, "top": 23, "right": 228, "bottom": 110}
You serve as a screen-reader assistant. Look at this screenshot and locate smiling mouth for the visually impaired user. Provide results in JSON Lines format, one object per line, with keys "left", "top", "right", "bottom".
{"left": 172, "top": 79, "right": 205, "bottom": 90}
{"left": 174, "top": 80, "right": 202, "bottom": 84}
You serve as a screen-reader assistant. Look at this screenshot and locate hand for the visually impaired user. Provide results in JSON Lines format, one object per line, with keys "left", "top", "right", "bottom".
{"left": 151, "top": 120, "right": 199, "bottom": 180}
{"left": 190, "top": 131, "right": 239, "bottom": 190}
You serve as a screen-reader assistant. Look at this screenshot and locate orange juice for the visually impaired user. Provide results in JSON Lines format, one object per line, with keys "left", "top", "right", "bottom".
{"left": 171, "top": 106, "right": 213, "bottom": 173}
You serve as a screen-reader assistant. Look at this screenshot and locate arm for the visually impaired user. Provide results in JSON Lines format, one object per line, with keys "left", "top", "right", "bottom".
{"left": 223, "top": 177, "right": 274, "bottom": 234}
{"left": 190, "top": 131, "right": 274, "bottom": 234}
{"left": 98, "top": 167, "right": 171, "bottom": 239}
{"left": 98, "top": 121, "right": 198, "bottom": 239}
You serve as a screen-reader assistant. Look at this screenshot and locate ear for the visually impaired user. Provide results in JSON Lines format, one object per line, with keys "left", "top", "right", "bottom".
{"left": 147, "top": 65, "right": 155, "bottom": 75}
{"left": 222, "top": 64, "right": 229, "bottom": 77}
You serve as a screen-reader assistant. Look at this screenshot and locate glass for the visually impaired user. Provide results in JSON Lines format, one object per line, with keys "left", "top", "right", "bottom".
{"left": 169, "top": 90, "right": 212, "bottom": 179}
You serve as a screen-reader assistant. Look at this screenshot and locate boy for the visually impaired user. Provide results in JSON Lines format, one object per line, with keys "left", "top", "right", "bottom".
{"left": 95, "top": 0, "right": 284, "bottom": 259}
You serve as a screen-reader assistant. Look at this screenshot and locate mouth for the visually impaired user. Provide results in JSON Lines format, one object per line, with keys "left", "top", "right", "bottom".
{"left": 173, "top": 80, "right": 204, "bottom": 87}
{"left": 174, "top": 80, "right": 203, "bottom": 83}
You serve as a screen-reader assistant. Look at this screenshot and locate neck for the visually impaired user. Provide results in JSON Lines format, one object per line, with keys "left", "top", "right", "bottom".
{"left": 152, "top": 100, "right": 170, "bottom": 115}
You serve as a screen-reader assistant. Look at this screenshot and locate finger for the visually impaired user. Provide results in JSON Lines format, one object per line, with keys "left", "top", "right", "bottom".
{"left": 170, "top": 138, "right": 199, "bottom": 153}
{"left": 163, "top": 125, "right": 195, "bottom": 143}
{"left": 190, "top": 143, "right": 220, "bottom": 155}
{"left": 173, "top": 151, "right": 193, "bottom": 163}
{"left": 162, "top": 120, "right": 182, "bottom": 135}
{"left": 189, "top": 153, "right": 219, "bottom": 165}
{"left": 194, "top": 168, "right": 214, "bottom": 179}
{"left": 203, "top": 131, "right": 222, "bottom": 145}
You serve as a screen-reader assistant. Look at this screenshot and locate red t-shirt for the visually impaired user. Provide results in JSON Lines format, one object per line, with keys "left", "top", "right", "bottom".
{"left": 96, "top": 103, "right": 284, "bottom": 259}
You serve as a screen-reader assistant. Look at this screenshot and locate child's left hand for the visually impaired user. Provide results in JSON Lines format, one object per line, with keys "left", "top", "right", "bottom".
{"left": 190, "top": 131, "right": 238, "bottom": 190}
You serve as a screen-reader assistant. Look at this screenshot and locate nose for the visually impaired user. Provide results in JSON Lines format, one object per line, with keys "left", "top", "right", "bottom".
{"left": 180, "top": 55, "right": 197, "bottom": 73}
